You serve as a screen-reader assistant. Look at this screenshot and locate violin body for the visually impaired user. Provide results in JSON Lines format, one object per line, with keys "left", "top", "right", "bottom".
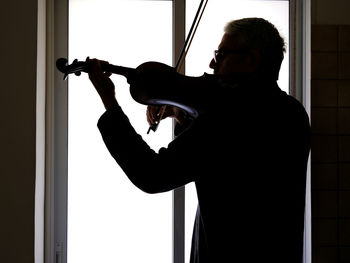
{"left": 130, "top": 61, "right": 216, "bottom": 118}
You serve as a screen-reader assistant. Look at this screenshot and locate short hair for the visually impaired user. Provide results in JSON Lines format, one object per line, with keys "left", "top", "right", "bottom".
{"left": 224, "top": 17, "right": 286, "bottom": 80}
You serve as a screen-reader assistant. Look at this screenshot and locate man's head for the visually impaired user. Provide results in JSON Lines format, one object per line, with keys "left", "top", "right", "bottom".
{"left": 209, "top": 17, "right": 286, "bottom": 80}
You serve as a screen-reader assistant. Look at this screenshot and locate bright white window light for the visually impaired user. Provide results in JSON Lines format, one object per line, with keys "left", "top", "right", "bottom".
{"left": 68, "top": 1, "right": 173, "bottom": 263}
{"left": 185, "top": 1, "right": 289, "bottom": 262}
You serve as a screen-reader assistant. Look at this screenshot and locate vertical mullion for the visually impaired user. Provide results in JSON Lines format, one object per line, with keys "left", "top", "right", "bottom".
{"left": 290, "top": 1, "right": 312, "bottom": 262}
{"left": 173, "top": 187, "right": 185, "bottom": 263}
{"left": 173, "top": 0, "right": 185, "bottom": 74}
{"left": 46, "top": 0, "right": 69, "bottom": 262}
{"left": 172, "top": 2, "right": 186, "bottom": 263}
{"left": 54, "top": 0, "right": 69, "bottom": 260}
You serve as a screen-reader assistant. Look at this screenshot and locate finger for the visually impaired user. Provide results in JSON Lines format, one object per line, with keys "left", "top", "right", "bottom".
{"left": 90, "top": 60, "right": 109, "bottom": 83}
{"left": 104, "top": 72, "right": 112, "bottom": 77}
{"left": 159, "top": 105, "right": 174, "bottom": 120}
{"left": 147, "top": 106, "right": 157, "bottom": 125}
{"left": 147, "top": 105, "right": 162, "bottom": 125}
{"left": 99, "top": 60, "right": 112, "bottom": 76}
{"left": 153, "top": 106, "right": 163, "bottom": 121}
{"left": 158, "top": 106, "right": 167, "bottom": 120}
{"left": 88, "top": 59, "right": 102, "bottom": 81}
{"left": 88, "top": 59, "right": 114, "bottom": 94}
{"left": 99, "top": 60, "right": 109, "bottom": 67}
{"left": 146, "top": 106, "right": 152, "bottom": 125}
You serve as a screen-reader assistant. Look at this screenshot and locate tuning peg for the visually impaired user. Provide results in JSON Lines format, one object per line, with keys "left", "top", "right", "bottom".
{"left": 73, "top": 59, "right": 78, "bottom": 64}
{"left": 75, "top": 72, "right": 81, "bottom": 76}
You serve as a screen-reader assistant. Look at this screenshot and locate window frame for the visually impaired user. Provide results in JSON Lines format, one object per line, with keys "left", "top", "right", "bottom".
{"left": 44, "top": 1, "right": 311, "bottom": 263}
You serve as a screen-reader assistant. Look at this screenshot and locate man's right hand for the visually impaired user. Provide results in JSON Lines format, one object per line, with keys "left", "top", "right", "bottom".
{"left": 146, "top": 105, "right": 186, "bottom": 126}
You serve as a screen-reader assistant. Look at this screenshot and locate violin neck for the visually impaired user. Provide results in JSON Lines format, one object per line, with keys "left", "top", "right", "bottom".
{"left": 102, "top": 64, "right": 136, "bottom": 79}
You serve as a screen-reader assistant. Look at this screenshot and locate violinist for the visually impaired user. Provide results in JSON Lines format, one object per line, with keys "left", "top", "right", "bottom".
{"left": 88, "top": 17, "right": 310, "bottom": 263}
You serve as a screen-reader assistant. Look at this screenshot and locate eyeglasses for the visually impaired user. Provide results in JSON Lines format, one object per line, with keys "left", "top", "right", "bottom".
{"left": 213, "top": 49, "right": 247, "bottom": 63}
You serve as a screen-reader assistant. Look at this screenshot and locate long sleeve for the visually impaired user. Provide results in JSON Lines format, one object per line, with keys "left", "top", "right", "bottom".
{"left": 97, "top": 104, "right": 200, "bottom": 193}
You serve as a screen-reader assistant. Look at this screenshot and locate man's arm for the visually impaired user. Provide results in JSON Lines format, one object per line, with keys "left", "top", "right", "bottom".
{"left": 88, "top": 59, "right": 199, "bottom": 193}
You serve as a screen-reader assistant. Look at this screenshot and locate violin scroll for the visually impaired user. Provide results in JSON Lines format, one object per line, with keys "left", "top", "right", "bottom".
{"left": 56, "top": 57, "right": 90, "bottom": 80}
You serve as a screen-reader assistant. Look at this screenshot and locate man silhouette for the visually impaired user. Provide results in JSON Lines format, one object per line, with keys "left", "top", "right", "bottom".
{"left": 88, "top": 17, "right": 311, "bottom": 263}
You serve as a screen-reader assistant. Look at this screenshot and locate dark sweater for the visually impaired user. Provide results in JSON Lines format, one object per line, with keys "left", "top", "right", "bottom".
{"left": 97, "top": 79, "right": 311, "bottom": 263}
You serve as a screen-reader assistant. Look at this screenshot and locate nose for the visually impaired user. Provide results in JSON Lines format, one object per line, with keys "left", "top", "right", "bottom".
{"left": 209, "top": 58, "right": 216, "bottom": 71}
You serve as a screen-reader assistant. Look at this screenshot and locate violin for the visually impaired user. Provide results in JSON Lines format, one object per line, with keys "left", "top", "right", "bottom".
{"left": 56, "top": 56, "right": 215, "bottom": 120}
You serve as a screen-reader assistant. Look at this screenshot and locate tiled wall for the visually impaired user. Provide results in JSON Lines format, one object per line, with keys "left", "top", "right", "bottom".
{"left": 311, "top": 25, "right": 350, "bottom": 263}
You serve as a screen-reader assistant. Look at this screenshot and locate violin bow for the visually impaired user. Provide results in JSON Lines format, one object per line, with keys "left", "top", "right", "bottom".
{"left": 175, "top": 0, "right": 209, "bottom": 72}
{"left": 147, "top": 0, "right": 208, "bottom": 134}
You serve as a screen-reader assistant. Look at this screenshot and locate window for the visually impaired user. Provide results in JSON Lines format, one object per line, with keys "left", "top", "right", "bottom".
{"left": 68, "top": 1, "right": 173, "bottom": 263}
{"left": 48, "top": 1, "right": 311, "bottom": 263}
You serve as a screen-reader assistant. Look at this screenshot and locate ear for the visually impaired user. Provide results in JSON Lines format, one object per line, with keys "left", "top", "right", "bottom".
{"left": 246, "top": 49, "right": 261, "bottom": 72}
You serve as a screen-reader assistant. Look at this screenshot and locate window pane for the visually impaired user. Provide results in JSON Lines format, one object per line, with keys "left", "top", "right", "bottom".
{"left": 185, "top": 1, "right": 289, "bottom": 262}
{"left": 68, "top": 1, "right": 173, "bottom": 263}
{"left": 186, "top": 0, "right": 289, "bottom": 91}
